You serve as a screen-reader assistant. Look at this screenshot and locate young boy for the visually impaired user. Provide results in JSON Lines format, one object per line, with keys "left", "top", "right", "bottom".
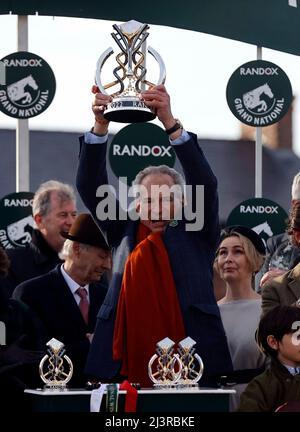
{"left": 238, "top": 305, "right": 300, "bottom": 412}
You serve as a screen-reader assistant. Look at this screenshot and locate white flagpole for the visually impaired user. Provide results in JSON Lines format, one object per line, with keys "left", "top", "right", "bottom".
{"left": 16, "top": 15, "right": 30, "bottom": 192}
{"left": 255, "top": 46, "right": 262, "bottom": 198}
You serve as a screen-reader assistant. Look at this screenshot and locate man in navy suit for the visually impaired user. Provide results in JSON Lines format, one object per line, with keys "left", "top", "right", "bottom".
{"left": 13, "top": 213, "right": 111, "bottom": 387}
{"left": 77, "top": 85, "right": 233, "bottom": 386}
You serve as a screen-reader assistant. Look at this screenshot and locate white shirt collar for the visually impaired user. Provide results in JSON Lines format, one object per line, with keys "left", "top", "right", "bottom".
{"left": 283, "top": 363, "right": 300, "bottom": 376}
{"left": 60, "top": 264, "right": 89, "bottom": 299}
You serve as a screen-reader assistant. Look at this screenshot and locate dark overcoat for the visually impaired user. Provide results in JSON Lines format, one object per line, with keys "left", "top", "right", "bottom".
{"left": 13, "top": 265, "right": 107, "bottom": 385}
{"left": 77, "top": 132, "right": 233, "bottom": 384}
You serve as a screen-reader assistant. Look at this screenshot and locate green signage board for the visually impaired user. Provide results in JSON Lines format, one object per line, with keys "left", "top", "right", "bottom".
{"left": 0, "top": 192, "right": 34, "bottom": 249}
{"left": 1, "top": 1, "right": 300, "bottom": 56}
{"left": 109, "top": 123, "right": 175, "bottom": 184}
{"left": 226, "top": 198, "right": 288, "bottom": 245}
{"left": 0, "top": 51, "right": 56, "bottom": 119}
{"left": 226, "top": 60, "right": 293, "bottom": 127}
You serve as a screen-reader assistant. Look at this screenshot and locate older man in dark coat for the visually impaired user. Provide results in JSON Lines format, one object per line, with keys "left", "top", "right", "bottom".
{"left": 13, "top": 214, "right": 111, "bottom": 387}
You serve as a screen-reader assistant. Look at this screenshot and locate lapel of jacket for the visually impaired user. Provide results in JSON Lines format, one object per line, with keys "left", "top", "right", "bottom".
{"left": 287, "top": 263, "right": 300, "bottom": 301}
{"left": 88, "top": 283, "right": 104, "bottom": 328}
{"left": 53, "top": 266, "right": 88, "bottom": 329}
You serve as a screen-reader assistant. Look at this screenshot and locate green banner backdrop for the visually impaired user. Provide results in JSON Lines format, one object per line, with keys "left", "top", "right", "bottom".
{"left": 1, "top": 1, "right": 300, "bottom": 56}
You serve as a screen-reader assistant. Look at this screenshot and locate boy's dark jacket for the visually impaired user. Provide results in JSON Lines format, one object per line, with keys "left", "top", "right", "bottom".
{"left": 238, "top": 358, "right": 300, "bottom": 412}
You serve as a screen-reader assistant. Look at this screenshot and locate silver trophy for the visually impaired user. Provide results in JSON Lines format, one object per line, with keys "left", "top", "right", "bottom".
{"left": 95, "top": 20, "right": 166, "bottom": 123}
{"left": 148, "top": 337, "right": 182, "bottom": 387}
{"left": 176, "top": 337, "right": 204, "bottom": 386}
{"left": 39, "top": 338, "right": 73, "bottom": 389}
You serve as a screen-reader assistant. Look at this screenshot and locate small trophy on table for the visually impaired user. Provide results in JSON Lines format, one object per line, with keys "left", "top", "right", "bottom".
{"left": 39, "top": 338, "right": 73, "bottom": 389}
{"left": 176, "top": 337, "right": 204, "bottom": 386}
{"left": 148, "top": 337, "right": 182, "bottom": 387}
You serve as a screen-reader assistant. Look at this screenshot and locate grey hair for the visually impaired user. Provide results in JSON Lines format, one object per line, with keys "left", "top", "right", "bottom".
{"left": 132, "top": 165, "right": 185, "bottom": 193}
{"left": 32, "top": 180, "right": 76, "bottom": 217}
{"left": 292, "top": 172, "right": 300, "bottom": 200}
{"left": 59, "top": 239, "right": 90, "bottom": 260}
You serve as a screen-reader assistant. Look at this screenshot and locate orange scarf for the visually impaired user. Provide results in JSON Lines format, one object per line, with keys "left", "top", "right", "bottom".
{"left": 113, "top": 223, "right": 186, "bottom": 387}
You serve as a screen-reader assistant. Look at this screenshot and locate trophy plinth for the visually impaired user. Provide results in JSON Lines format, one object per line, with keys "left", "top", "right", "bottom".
{"left": 104, "top": 95, "right": 155, "bottom": 123}
{"left": 39, "top": 338, "right": 73, "bottom": 390}
{"left": 95, "top": 20, "right": 166, "bottom": 123}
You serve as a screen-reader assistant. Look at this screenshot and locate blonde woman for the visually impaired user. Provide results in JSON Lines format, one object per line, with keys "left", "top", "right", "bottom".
{"left": 216, "top": 225, "right": 266, "bottom": 411}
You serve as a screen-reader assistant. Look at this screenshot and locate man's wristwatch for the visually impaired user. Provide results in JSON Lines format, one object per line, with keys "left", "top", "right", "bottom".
{"left": 165, "top": 119, "right": 183, "bottom": 135}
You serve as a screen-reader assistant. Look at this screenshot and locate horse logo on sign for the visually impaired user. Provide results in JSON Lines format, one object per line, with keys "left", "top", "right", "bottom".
{"left": 6, "top": 215, "right": 34, "bottom": 247}
{"left": 7, "top": 75, "right": 39, "bottom": 106}
{"left": 243, "top": 83, "right": 274, "bottom": 113}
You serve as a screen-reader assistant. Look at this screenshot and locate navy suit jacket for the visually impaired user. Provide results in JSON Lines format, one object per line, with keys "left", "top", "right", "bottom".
{"left": 76, "top": 132, "right": 233, "bottom": 385}
{"left": 13, "top": 265, "right": 107, "bottom": 386}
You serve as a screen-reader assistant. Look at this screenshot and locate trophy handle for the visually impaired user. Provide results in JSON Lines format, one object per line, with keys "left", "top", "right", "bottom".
{"left": 188, "top": 353, "right": 204, "bottom": 384}
{"left": 148, "top": 46, "right": 166, "bottom": 85}
{"left": 95, "top": 47, "right": 114, "bottom": 95}
{"left": 60, "top": 355, "right": 73, "bottom": 384}
{"left": 148, "top": 354, "right": 160, "bottom": 385}
{"left": 39, "top": 354, "right": 50, "bottom": 384}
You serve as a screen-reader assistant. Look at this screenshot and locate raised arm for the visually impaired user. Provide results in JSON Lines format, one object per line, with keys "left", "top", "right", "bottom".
{"left": 142, "top": 85, "right": 219, "bottom": 245}
{"left": 76, "top": 87, "right": 128, "bottom": 246}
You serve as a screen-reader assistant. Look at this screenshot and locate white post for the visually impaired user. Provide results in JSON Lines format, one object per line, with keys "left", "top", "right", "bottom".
{"left": 0, "top": 321, "right": 6, "bottom": 346}
{"left": 255, "top": 46, "right": 262, "bottom": 198}
{"left": 0, "top": 60, "right": 5, "bottom": 85}
{"left": 16, "top": 15, "right": 30, "bottom": 192}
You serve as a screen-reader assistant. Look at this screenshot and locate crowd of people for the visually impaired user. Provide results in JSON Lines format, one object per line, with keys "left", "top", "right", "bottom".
{"left": 1, "top": 84, "right": 300, "bottom": 412}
